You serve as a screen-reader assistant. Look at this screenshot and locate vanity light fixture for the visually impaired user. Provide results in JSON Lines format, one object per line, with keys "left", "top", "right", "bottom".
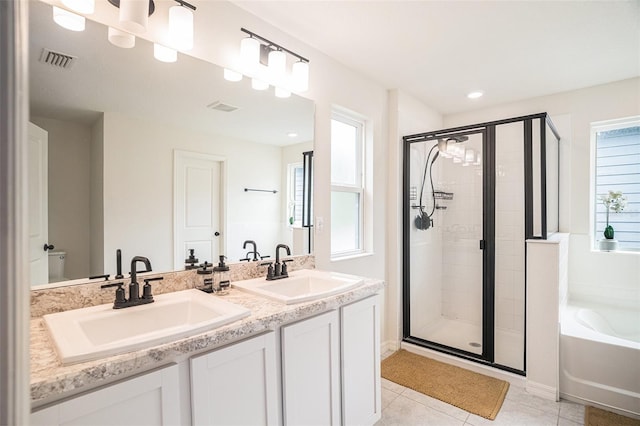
{"left": 233, "top": 28, "right": 310, "bottom": 95}
{"left": 240, "top": 36, "right": 261, "bottom": 67}
{"left": 53, "top": 6, "right": 86, "bottom": 32}
{"left": 169, "top": 0, "right": 195, "bottom": 51}
{"left": 292, "top": 60, "right": 309, "bottom": 92}
{"left": 117, "top": 0, "right": 153, "bottom": 33}
{"left": 268, "top": 49, "right": 286, "bottom": 79}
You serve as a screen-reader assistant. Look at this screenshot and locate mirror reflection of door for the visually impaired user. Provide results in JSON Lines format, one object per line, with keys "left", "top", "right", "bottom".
{"left": 28, "top": 122, "right": 49, "bottom": 285}
{"left": 174, "top": 151, "right": 225, "bottom": 268}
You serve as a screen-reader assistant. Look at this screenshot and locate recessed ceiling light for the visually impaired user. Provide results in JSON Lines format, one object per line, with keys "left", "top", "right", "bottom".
{"left": 287, "top": 132, "right": 298, "bottom": 138}
{"left": 467, "top": 91, "right": 484, "bottom": 99}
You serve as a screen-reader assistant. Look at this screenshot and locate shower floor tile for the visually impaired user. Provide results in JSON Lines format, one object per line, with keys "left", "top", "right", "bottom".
{"left": 413, "top": 317, "right": 524, "bottom": 370}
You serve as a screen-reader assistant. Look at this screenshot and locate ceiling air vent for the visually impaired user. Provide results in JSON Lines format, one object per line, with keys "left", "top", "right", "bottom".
{"left": 39, "top": 48, "right": 77, "bottom": 69}
{"left": 206, "top": 101, "right": 239, "bottom": 113}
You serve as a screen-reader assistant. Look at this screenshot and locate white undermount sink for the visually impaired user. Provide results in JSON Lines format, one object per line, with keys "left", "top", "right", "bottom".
{"left": 232, "top": 269, "right": 364, "bottom": 304}
{"left": 43, "top": 289, "right": 251, "bottom": 365}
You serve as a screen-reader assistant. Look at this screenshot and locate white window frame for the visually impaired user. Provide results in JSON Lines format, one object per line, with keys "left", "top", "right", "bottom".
{"left": 331, "top": 111, "right": 365, "bottom": 258}
{"left": 590, "top": 115, "right": 640, "bottom": 253}
{"left": 287, "top": 162, "right": 304, "bottom": 227}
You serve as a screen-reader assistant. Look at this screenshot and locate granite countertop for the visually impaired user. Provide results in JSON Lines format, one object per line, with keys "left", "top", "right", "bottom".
{"left": 31, "top": 278, "right": 384, "bottom": 405}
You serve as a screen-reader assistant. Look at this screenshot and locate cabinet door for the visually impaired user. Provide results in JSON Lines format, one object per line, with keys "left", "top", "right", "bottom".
{"left": 342, "top": 295, "right": 381, "bottom": 426}
{"left": 282, "top": 310, "right": 341, "bottom": 426}
{"left": 31, "top": 364, "right": 181, "bottom": 426}
{"left": 190, "top": 332, "right": 278, "bottom": 426}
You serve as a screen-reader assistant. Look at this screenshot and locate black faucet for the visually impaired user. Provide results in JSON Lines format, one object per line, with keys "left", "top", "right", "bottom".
{"left": 263, "top": 244, "right": 292, "bottom": 280}
{"left": 103, "top": 256, "right": 158, "bottom": 309}
{"left": 242, "top": 240, "right": 260, "bottom": 261}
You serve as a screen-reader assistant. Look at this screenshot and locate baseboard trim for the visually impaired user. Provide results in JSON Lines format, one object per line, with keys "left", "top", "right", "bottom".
{"left": 526, "top": 380, "right": 559, "bottom": 401}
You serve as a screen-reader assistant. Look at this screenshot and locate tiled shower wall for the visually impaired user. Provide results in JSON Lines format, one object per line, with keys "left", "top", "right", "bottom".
{"left": 495, "top": 123, "right": 525, "bottom": 334}
{"left": 440, "top": 135, "right": 483, "bottom": 325}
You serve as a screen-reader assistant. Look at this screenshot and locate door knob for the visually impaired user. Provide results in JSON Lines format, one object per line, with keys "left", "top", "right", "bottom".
{"left": 214, "top": 232, "right": 220, "bottom": 237}
{"left": 43, "top": 243, "right": 55, "bottom": 251}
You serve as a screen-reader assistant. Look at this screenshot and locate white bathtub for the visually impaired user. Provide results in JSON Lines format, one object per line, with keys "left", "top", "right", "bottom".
{"left": 560, "top": 302, "right": 640, "bottom": 415}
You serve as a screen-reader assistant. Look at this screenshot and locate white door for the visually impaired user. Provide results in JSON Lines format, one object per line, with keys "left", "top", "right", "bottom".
{"left": 174, "top": 151, "right": 224, "bottom": 268}
{"left": 28, "top": 122, "right": 49, "bottom": 286}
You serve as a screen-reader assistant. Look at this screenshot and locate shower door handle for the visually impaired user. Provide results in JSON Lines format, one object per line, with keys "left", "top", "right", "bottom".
{"left": 479, "top": 240, "right": 486, "bottom": 250}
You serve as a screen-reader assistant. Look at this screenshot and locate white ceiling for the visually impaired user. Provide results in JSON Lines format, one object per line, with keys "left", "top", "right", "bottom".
{"left": 29, "top": 1, "right": 314, "bottom": 146}
{"left": 234, "top": 0, "right": 640, "bottom": 115}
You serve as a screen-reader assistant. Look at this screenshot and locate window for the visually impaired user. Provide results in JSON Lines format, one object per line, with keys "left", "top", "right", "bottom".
{"left": 593, "top": 117, "right": 640, "bottom": 251}
{"left": 331, "top": 112, "right": 364, "bottom": 256}
{"left": 287, "top": 163, "right": 304, "bottom": 226}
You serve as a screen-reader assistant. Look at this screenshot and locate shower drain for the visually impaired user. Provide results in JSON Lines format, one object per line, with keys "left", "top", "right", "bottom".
{"left": 469, "top": 342, "right": 482, "bottom": 348}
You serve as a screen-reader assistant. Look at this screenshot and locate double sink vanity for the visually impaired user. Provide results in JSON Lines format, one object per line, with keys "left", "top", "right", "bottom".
{"left": 30, "top": 257, "right": 384, "bottom": 425}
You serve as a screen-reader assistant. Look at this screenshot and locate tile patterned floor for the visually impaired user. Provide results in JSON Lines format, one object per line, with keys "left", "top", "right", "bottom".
{"left": 376, "top": 377, "right": 585, "bottom": 426}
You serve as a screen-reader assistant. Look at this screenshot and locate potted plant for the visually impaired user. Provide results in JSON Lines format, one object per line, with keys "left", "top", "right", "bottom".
{"left": 598, "top": 190, "right": 627, "bottom": 251}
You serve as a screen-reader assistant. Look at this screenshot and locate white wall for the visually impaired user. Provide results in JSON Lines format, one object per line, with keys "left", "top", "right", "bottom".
{"left": 444, "top": 78, "right": 640, "bottom": 309}
{"left": 102, "top": 112, "right": 283, "bottom": 274}
{"left": 31, "top": 116, "right": 92, "bottom": 280}
{"left": 386, "top": 90, "right": 443, "bottom": 349}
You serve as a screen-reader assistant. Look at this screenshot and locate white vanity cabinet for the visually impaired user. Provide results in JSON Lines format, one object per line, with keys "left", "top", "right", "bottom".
{"left": 281, "top": 309, "right": 342, "bottom": 426}
{"left": 280, "top": 295, "right": 381, "bottom": 426}
{"left": 31, "top": 364, "right": 181, "bottom": 426}
{"left": 341, "top": 295, "right": 382, "bottom": 425}
{"left": 190, "top": 331, "right": 279, "bottom": 426}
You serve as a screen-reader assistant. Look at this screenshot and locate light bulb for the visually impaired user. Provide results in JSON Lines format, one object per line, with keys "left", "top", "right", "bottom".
{"left": 108, "top": 27, "right": 135, "bottom": 48}
{"left": 251, "top": 79, "right": 269, "bottom": 91}
{"left": 240, "top": 37, "right": 260, "bottom": 67}
{"left": 169, "top": 5, "right": 193, "bottom": 51}
{"left": 275, "top": 87, "right": 291, "bottom": 98}
{"left": 62, "top": 0, "right": 94, "bottom": 14}
{"left": 268, "top": 49, "right": 286, "bottom": 79}
{"left": 292, "top": 60, "right": 309, "bottom": 91}
{"left": 154, "top": 44, "right": 177, "bottom": 63}
{"left": 53, "top": 7, "right": 85, "bottom": 32}
{"left": 119, "top": 0, "right": 148, "bottom": 33}
{"left": 223, "top": 68, "right": 243, "bottom": 82}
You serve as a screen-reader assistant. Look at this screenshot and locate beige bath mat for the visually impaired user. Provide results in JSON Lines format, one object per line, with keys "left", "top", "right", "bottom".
{"left": 381, "top": 349, "right": 509, "bottom": 420}
{"left": 585, "top": 406, "right": 640, "bottom": 426}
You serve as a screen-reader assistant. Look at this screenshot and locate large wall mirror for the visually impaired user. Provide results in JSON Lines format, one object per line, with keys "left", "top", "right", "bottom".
{"left": 29, "top": 1, "right": 315, "bottom": 287}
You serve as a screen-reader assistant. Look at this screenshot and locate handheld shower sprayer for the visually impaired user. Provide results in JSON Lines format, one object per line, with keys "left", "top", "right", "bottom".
{"left": 415, "top": 134, "right": 468, "bottom": 231}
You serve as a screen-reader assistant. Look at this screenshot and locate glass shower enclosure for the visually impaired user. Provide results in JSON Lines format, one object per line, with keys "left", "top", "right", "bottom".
{"left": 402, "top": 113, "right": 560, "bottom": 374}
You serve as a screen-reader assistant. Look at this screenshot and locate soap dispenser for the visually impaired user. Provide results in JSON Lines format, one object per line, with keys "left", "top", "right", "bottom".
{"left": 197, "top": 261, "right": 214, "bottom": 293}
{"left": 213, "top": 255, "right": 230, "bottom": 294}
{"left": 185, "top": 249, "right": 199, "bottom": 270}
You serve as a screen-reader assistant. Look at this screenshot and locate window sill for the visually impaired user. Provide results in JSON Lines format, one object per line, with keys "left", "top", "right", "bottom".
{"left": 330, "top": 251, "right": 374, "bottom": 262}
{"left": 591, "top": 248, "right": 640, "bottom": 256}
